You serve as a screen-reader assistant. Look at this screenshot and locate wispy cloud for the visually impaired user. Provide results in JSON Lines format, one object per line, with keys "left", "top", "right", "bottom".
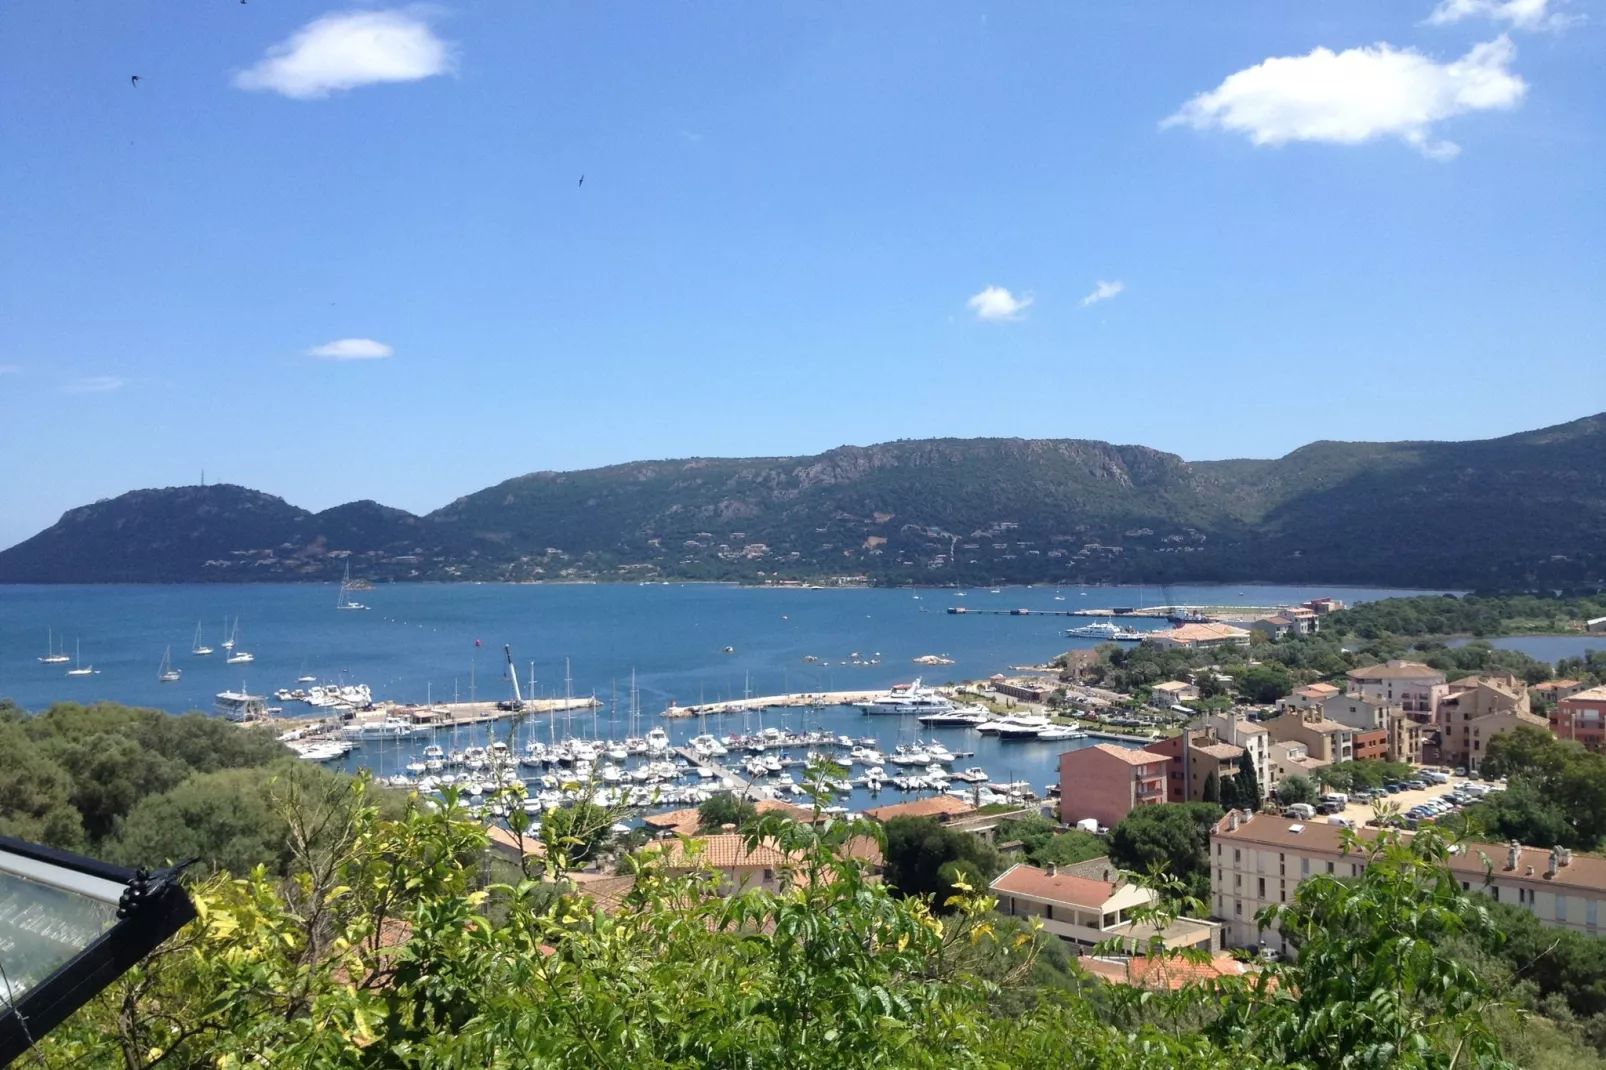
{"left": 1163, "top": 36, "right": 1526, "bottom": 160}
{"left": 1081, "top": 280, "right": 1125, "bottom": 307}
{"left": 306, "top": 338, "right": 395, "bottom": 360}
{"left": 0, "top": 365, "right": 20, "bottom": 376}
{"left": 1426, "top": 0, "right": 1577, "bottom": 31}
{"left": 234, "top": 8, "right": 455, "bottom": 100}
{"left": 65, "top": 376, "right": 126, "bottom": 394}
{"left": 966, "top": 286, "right": 1033, "bottom": 323}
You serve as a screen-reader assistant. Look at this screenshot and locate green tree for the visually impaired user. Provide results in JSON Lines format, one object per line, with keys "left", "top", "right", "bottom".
{"left": 697, "top": 791, "right": 758, "bottom": 832}
{"left": 1276, "top": 774, "right": 1318, "bottom": 806}
{"left": 1032, "top": 830, "right": 1107, "bottom": 868}
{"left": 882, "top": 815, "right": 1000, "bottom": 909}
{"left": 1107, "top": 802, "right": 1222, "bottom": 904}
{"left": 1201, "top": 770, "right": 1220, "bottom": 804}
{"left": 1235, "top": 753, "right": 1262, "bottom": 807}
{"left": 115, "top": 764, "right": 290, "bottom": 874}
{"left": 0, "top": 720, "right": 84, "bottom": 849}
{"left": 1239, "top": 663, "right": 1293, "bottom": 704}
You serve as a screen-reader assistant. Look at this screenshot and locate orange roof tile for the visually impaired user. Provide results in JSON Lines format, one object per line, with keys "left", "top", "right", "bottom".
{"left": 863, "top": 795, "right": 976, "bottom": 822}
{"left": 991, "top": 863, "right": 1119, "bottom": 908}
{"left": 1072, "top": 742, "right": 1167, "bottom": 768}
{"left": 1081, "top": 953, "right": 1253, "bottom": 989}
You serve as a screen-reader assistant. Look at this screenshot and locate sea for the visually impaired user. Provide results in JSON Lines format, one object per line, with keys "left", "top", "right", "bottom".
{"left": 0, "top": 582, "right": 1437, "bottom": 810}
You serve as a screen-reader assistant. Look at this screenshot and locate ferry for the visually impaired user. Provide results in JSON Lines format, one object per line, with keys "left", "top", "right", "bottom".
{"left": 1065, "top": 621, "right": 1147, "bottom": 642}
{"left": 215, "top": 688, "right": 269, "bottom": 723}
{"left": 855, "top": 678, "right": 956, "bottom": 716}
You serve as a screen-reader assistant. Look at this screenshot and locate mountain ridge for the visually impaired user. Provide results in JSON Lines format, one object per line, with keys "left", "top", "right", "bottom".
{"left": 3, "top": 414, "right": 1603, "bottom": 587}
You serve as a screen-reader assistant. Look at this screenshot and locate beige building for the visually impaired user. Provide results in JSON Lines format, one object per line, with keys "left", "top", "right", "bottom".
{"left": 1210, "top": 812, "right": 1606, "bottom": 956}
{"left": 1531, "top": 679, "right": 1586, "bottom": 705}
{"left": 990, "top": 862, "right": 1221, "bottom": 953}
{"left": 1266, "top": 740, "right": 1329, "bottom": 790}
{"left": 1439, "top": 675, "right": 1548, "bottom": 770}
{"left": 1198, "top": 711, "right": 1271, "bottom": 799}
{"left": 1279, "top": 682, "right": 1341, "bottom": 711}
{"left": 1144, "top": 729, "right": 1245, "bottom": 803}
{"left": 1319, "top": 694, "right": 1424, "bottom": 765}
{"left": 1151, "top": 680, "right": 1201, "bottom": 704}
{"left": 1346, "top": 661, "right": 1448, "bottom": 722}
{"left": 1150, "top": 623, "right": 1252, "bottom": 650}
{"left": 1264, "top": 708, "right": 1355, "bottom": 764}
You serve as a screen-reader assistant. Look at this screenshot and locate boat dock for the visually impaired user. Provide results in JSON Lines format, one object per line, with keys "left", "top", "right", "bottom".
{"left": 673, "top": 746, "right": 769, "bottom": 800}
{"left": 948, "top": 605, "right": 1281, "bottom": 621}
{"left": 662, "top": 689, "right": 884, "bottom": 718}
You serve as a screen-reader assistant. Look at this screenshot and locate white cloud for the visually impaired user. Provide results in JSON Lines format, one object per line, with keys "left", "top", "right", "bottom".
{"left": 1163, "top": 36, "right": 1526, "bottom": 159}
{"left": 234, "top": 8, "right": 454, "bottom": 100}
{"left": 1426, "top": 0, "right": 1576, "bottom": 31}
{"left": 1081, "top": 280, "right": 1125, "bottom": 307}
{"left": 65, "top": 376, "right": 126, "bottom": 394}
{"left": 306, "top": 338, "right": 395, "bottom": 360}
{"left": 966, "top": 286, "right": 1033, "bottom": 322}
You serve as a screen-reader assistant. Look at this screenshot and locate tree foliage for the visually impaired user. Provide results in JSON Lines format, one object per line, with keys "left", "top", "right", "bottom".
{"left": 1275, "top": 774, "right": 1318, "bottom": 807}
{"left": 882, "top": 815, "right": 1001, "bottom": 910}
{"left": 1107, "top": 802, "right": 1222, "bottom": 904}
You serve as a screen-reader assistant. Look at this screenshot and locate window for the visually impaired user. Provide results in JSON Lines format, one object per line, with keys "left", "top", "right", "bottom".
{"left": 1235, "top": 874, "right": 1241, "bottom": 888}
{"left": 1326, "top": 861, "right": 1335, "bottom": 874}
{"left": 1217, "top": 867, "right": 1222, "bottom": 884}
{"left": 1234, "top": 849, "right": 1241, "bottom": 864}
{"left": 1217, "top": 843, "right": 1222, "bottom": 857}
{"left": 1280, "top": 880, "right": 1286, "bottom": 903}
{"left": 1301, "top": 858, "right": 1310, "bottom": 876}
{"left": 1279, "top": 853, "right": 1285, "bottom": 876}
{"left": 1557, "top": 895, "right": 1568, "bottom": 922}
{"left": 1234, "top": 901, "right": 1242, "bottom": 916}
{"left": 1491, "top": 886, "right": 1500, "bottom": 902}
{"left": 1351, "top": 863, "right": 1359, "bottom": 877}
{"left": 1461, "top": 881, "right": 1469, "bottom": 891}
{"left": 1589, "top": 900, "right": 1597, "bottom": 928}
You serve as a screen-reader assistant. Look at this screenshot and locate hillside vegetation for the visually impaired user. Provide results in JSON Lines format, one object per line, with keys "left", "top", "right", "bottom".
{"left": 1, "top": 413, "right": 1602, "bottom": 587}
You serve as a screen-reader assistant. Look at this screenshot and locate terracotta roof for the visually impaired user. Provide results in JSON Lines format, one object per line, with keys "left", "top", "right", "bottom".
{"left": 1162, "top": 623, "right": 1251, "bottom": 643}
{"left": 1258, "top": 616, "right": 1295, "bottom": 626}
{"left": 1347, "top": 662, "right": 1445, "bottom": 681}
{"left": 1214, "top": 813, "right": 1606, "bottom": 896}
{"left": 1072, "top": 742, "right": 1168, "bottom": 768}
{"left": 1563, "top": 686, "right": 1606, "bottom": 704}
{"left": 1081, "top": 953, "right": 1253, "bottom": 989}
{"left": 864, "top": 795, "right": 977, "bottom": 822}
{"left": 1293, "top": 683, "right": 1341, "bottom": 698}
{"left": 642, "top": 798, "right": 817, "bottom": 837}
{"left": 1532, "top": 680, "right": 1582, "bottom": 692}
{"left": 1153, "top": 681, "right": 1195, "bottom": 693}
{"left": 485, "top": 824, "right": 546, "bottom": 857}
{"left": 990, "top": 863, "right": 1119, "bottom": 909}
{"left": 1192, "top": 741, "right": 1244, "bottom": 761}
{"left": 654, "top": 832, "right": 884, "bottom": 873}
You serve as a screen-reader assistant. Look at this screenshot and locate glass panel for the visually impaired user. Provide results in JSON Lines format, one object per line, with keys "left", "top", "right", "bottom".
{"left": 0, "top": 868, "right": 120, "bottom": 1002}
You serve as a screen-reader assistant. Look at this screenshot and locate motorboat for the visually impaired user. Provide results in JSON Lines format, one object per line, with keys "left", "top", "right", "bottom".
{"left": 1065, "top": 621, "right": 1146, "bottom": 641}
{"left": 1036, "top": 725, "right": 1083, "bottom": 742}
{"left": 855, "top": 678, "right": 956, "bottom": 717}
{"left": 917, "top": 708, "right": 989, "bottom": 726}
{"left": 992, "top": 716, "right": 1053, "bottom": 740}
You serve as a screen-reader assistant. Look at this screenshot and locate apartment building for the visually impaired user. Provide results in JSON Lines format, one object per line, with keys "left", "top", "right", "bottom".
{"left": 1345, "top": 661, "right": 1448, "bottom": 722}
{"left": 1149, "top": 623, "right": 1252, "bottom": 650}
{"left": 1553, "top": 686, "right": 1606, "bottom": 752}
{"left": 990, "top": 862, "right": 1221, "bottom": 953}
{"left": 1058, "top": 744, "right": 1169, "bottom": 829}
{"left": 1439, "top": 677, "right": 1549, "bottom": 771}
{"left": 1264, "top": 708, "right": 1355, "bottom": 764}
{"left": 1144, "top": 729, "right": 1245, "bottom": 803}
{"left": 1319, "top": 694, "right": 1424, "bottom": 765}
{"left": 1267, "top": 740, "right": 1329, "bottom": 791}
{"left": 1279, "top": 682, "right": 1341, "bottom": 712}
{"left": 1210, "top": 812, "right": 1606, "bottom": 957}
{"left": 1531, "top": 679, "right": 1586, "bottom": 705}
{"left": 1197, "top": 711, "right": 1270, "bottom": 800}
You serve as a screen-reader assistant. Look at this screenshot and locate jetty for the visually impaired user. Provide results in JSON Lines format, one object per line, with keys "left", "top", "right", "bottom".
{"left": 661, "top": 689, "right": 885, "bottom": 719}
{"left": 673, "top": 746, "right": 768, "bottom": 799}
{"left": 947, "top": 604, "right": 1281, "bottom": 622}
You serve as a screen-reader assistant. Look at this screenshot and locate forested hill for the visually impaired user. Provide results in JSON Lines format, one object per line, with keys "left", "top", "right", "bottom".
{"left": 2, "top": 414, "right": 1603, "bottom": 587}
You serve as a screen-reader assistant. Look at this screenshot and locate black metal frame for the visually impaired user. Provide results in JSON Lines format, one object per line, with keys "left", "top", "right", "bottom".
{"left": 0, "top": 835, "right": 196, "bottom": 1067}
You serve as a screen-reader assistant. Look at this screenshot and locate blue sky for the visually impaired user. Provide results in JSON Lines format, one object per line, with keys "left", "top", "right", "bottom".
{"left": 1, "top": 0, "right": 1602, "bottom": 549}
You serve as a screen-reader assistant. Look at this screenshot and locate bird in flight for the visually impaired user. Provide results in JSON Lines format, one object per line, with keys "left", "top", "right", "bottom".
{"left": 578, "top": 175, "right": 584, "bottom": 187}
{"left": 130, "top": 75, "right": 141, "bottom": 87}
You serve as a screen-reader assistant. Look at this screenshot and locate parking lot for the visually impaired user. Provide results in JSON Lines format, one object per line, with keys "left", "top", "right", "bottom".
{"left": 1326, "top": 772, "right": 1506, "bottom": 827}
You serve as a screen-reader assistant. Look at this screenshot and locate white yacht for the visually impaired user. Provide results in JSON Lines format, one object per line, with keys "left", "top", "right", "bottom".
{"left": 336, "top": 562, "right": 369, "bottom": 611}
{"left": 224, "top": 619, "right": 253, "bottom": 663}
{"left": 855, "top": 678, "right": 956, "bottom": 716}
{"left": 157, "top": 645, "right": 182, "bottom": 683}
{"left": 38, "top": 628, "right": 70, "bottom": 665}
{"left": 994, "top": 716, "right": 1053, "bottom": 740}
{"left": 1036, "top": 725, "right": 1083, "bottom": 742}
{"left": 1065, "top": 621, "right": 1146, "bottom": 642}
{"left": 65, "top": 639, "right": 96, "bottom": 676}
{"left": 645, "top": 727, "right": 671, "bottom": 755}
{"left": 192, "top": 622, "right": 214, "bottom": 657}
{"left": 215, "top": 687, "right": 268, "bottom": 722}
{"left": 917, "top": 707, "right": 989, "bottom": 726}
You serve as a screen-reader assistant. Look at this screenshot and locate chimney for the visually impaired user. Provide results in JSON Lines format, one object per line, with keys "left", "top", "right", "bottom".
{"left": 1228, "top": 811, "right": 1241, "bottom": 831}
{"left": 1507, "top": 843, "right": 1521, "bottom": 871}
{"left": 1525, "top": 865, "right": 1535, "bottom": 877}
{"left": 1045, "top": 862, "right": 1058, "bottom": 877}
{"left": 1560, "top": 847, "right": 1573, "bottom": 868}
{"left": 1548, "top": 850, "right": 1559, "bottom": 877}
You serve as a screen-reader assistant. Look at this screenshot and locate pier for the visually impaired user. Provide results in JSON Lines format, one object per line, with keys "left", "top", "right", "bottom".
{"left": 673, "top": 746, "right": 769, "bottom": 799}
{"left": 947, "top": 604, "right": 1281, "bottom": 622}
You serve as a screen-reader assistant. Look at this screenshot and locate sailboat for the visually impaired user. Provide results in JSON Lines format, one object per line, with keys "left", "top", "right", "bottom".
{"left": 296, "top": 659, "right": 316, "bottom": 684}
{"left": 225, "top": 620, "right": 254, "bottom": 664}
{"left": 222, "top": 616, "right": 235, "bottom": 652}
{"left": 336, "top": 562, "right": 368, "bottom": 611}
{"left": 65, "top": 639, "right": 96, "bottom": 676}
{"left": 192, "top": 622, "right": 214, "bottom": 656}
{"left": 37, "top": 628, "right": 70, "bottom": 665}
{"left": 158, "top": 646, "right": 182, "bottom": 683}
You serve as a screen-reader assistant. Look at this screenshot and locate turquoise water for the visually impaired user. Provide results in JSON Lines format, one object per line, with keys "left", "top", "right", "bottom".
{"left": 0, "top": 582, "right": 1428, "bottom": 802}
